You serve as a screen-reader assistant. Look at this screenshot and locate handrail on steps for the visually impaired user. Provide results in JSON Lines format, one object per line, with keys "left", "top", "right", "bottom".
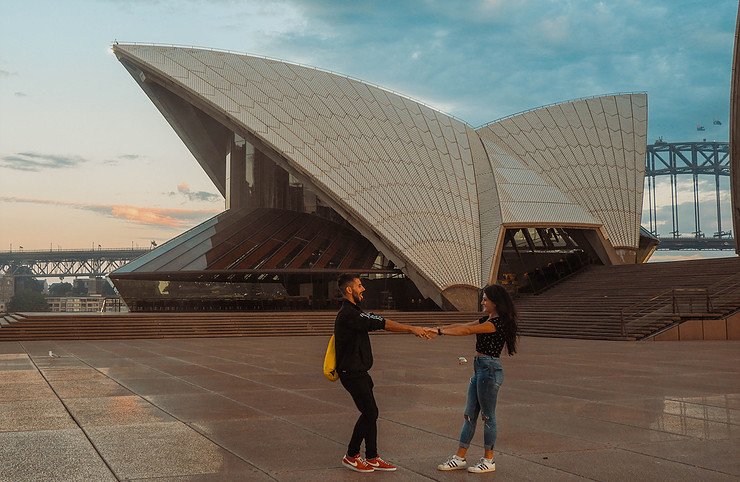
{"left": 620, "top": 288, "right": 710, "bottom": 337}
{"left": 619, "top": 270, "right": 740, "bottom": 338}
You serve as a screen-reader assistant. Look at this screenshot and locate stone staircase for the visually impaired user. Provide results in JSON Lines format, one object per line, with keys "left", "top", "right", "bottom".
{"left": 1, "top": 257, "right": 737, "bottom": 342}
{"left": 0, "top": 311, "right": 479, "bottom": 341}
{"left": 515, "top": 257, "right": 740, "bottom": 340}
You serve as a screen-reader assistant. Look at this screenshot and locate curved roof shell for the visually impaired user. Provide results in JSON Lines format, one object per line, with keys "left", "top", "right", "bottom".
{"left": 113, "top": 43, "right": 648, "bottom": 305}
{"left": 114, "top": 44, "right": 484, "bottom": 297}
{"left": 477, "top": 93, "right": 648, "bottom": 250}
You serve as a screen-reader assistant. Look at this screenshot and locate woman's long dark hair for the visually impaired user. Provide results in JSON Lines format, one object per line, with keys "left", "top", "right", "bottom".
{"left": 483, "top": 284, "right": 519, "bottom": 356}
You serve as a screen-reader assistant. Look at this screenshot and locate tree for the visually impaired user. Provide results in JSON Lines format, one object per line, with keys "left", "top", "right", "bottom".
{"left": 72, "top": 279, "right": 89, "bottom": 296}
{"left": 49, "top": 282, "right": 73, "bottom": 297}
{"left": 7, "top": 290, "right": 49, "bottom": 312}
{"left": 101, "top": 278, "right": 118, "bottom": 296}
{"left": 13, "top": 266, "right": 44, "bottom": 293}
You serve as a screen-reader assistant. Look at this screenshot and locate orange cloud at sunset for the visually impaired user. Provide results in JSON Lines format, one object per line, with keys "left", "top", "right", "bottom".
{"left": 0, "top": 196, "right": 220, "bottom": 228}
{"left": 110, "top": 205, "right": 217, "bottom": 228}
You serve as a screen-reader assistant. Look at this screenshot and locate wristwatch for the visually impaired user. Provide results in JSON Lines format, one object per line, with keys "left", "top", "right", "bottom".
{"left": 437, "top": 327, "right": 443, "bottom": 336}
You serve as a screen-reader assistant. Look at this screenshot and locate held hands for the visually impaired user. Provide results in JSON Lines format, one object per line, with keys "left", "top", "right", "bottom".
{"left": 408, "top": 325, "right": 446, "bottom": 340}
{"left": 424, "top": 327, "right": 439, "bottom": 339}
{"left": 410, "top": 325, "right": 434, "bottom": 339}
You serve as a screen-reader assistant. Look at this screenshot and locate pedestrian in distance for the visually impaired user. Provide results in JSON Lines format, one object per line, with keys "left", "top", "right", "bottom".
{"left": 427, "top": 284, "right": 519, "bottom": 474}
{"left": 334, "top": 273, "right": 431, "bottom": 473}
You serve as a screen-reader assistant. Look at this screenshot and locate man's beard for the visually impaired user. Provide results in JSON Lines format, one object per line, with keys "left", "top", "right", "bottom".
{"left": 352, "top": 292, "right": 363, "bottom": 304}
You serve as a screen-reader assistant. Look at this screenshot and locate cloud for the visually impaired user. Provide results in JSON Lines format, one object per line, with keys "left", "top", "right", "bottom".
{"left": 0, "top": 152, "right": 87, "bottom": 171}
{"left": 169, "top": 182, "right": 222, "bottom": 203}
{"left": 0, "top": 196, "right": 220, "bottom": 228}
{"left": 644, "top": 199, "right": 733, "bottom": 238}
{"left": 13, "top": 91, "right": 27, "bottom": 97}
{"left": 643, "top": 177, "right": 731, "bottom": 210}
{"left": 537, "top": 15, "right": 570, "bottom": 44}
{"left": 100, "top": 154, "right": 145, "bottom": 166}
{"left": 0, "top": 69, "right": 16, "bottom": 78}
{"left": 108, "top": 204, "right": 217, "bottom": 227}
{"left": 262, "top": 0, "right": 733, "bottom": 141}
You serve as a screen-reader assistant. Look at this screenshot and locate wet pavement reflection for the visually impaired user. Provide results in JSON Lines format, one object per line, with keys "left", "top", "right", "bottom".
{"left": 0, "top": 336, "right": 737, "bottom": 480}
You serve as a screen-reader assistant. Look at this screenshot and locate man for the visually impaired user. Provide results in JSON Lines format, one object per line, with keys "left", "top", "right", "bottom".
{"left": 334, "top": 273, "right": 429, "bottom": 473}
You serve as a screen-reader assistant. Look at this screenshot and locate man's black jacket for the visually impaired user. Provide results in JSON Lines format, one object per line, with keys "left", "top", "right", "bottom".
{"left": 334, "top": 300, "right": 386, "bottom": 374}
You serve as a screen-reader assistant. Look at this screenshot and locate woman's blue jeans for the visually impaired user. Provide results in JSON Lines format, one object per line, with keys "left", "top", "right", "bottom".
{"left": 458, "top": 355, "right": 504, "bottom": 451}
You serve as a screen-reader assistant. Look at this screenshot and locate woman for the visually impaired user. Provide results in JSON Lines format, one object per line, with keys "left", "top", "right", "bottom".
{"left": 431, "top": 284, "right": 519, "bottom": 474}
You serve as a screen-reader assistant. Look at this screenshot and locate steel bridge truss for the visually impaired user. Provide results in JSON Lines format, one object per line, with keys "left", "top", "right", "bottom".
{"left": 645, "top": 141, "right": 730, "bottom": 239}
{"left": 0, "top": 249, "right": 149, "bottom": 279}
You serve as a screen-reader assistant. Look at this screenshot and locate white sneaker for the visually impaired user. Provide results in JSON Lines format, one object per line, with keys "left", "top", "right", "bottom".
{"left": 437, "top": 454, "right": 467, "bottom": 471}
{"left": 467, "top": 457, "right": 495, "bottom": 473}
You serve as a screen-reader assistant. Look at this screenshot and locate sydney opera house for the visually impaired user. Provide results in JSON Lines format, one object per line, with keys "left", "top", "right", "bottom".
{"left": 110, "top": 43, "right": 656, "bottom": 312}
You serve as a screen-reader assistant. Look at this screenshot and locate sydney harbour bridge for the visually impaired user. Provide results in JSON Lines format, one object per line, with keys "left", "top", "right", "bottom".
{"left": 0, "top": 141, "right": 735, "bottom": 281}
{"left": 0, "top": 248, "right": 150, "bottom": 279}
{"left": 644, "top": 141, "right": 733, "bottom": 250}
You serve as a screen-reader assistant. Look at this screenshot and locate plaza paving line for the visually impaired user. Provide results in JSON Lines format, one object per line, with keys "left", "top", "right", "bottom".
{"left": 0, "top": 336, "right": 737, "bottom": 481}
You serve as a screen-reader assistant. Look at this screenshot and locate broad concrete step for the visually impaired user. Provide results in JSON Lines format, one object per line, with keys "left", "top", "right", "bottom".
{"left": 0, "top": 311, "right": 480, "bottom": 341}
{"left": 1, "top": 257, "right": 736, "bottom": 341}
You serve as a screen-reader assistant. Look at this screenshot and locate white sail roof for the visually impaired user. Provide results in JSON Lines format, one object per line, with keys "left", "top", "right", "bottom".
{"left": 114, "top": 44, "right": 483, "bottom": 290}
{"left": 114, "top": 43, "right": 648, "bottom": 295}
{"left": 477, "top": 94, "right": 647, "bottom": 248}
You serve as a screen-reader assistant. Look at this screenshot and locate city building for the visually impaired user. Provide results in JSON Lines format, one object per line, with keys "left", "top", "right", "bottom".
{"left": 110, "top": 44, "right": 654, "bottom": 311}
{"left": 47, "top": 296, "right": 104, "bottom": 313}
{"left": 0, "top": 276, "right": 14, "bottom": 307}
{"left": 46, "top": 296, "right": 125, "bottom": 313}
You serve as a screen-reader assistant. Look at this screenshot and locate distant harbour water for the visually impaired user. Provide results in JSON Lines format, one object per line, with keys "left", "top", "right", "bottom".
{"left": 648, "top": 250, "right": 737, "bottom": 262}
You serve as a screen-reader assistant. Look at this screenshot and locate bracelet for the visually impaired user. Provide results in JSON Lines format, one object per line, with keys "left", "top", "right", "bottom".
{"left": 437, "top": 327, "right": 443, "bottom": 336}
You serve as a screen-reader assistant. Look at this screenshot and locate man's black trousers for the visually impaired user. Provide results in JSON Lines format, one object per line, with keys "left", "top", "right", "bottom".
{"left": 340, "top": 371, "right": 379, "bottom": 459}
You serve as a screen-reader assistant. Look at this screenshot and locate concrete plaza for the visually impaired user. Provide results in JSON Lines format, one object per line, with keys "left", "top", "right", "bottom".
{"left": 0, "top": 334, "right": 738, "bottom": 481}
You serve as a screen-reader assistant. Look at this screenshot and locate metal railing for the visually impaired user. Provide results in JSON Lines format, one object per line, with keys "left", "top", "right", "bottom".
{"left": 707, "top": 272, "right": 740, "bottom": 314}
{"left": 621, "top": 270, "right": 740, "bottom": 339}
{"left": 620, "top": 288, "right": 712, "bottom": 337}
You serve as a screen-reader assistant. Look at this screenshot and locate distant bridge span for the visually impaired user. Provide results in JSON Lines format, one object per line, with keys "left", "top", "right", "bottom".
{"left": 645, "top": 141, "right": 731, "bottom": 241}
{"left": 0, "top": 248, "right": 150, "bottom": 278}
{"left": 656, "top": 237, "right": 735, "bottom": 251}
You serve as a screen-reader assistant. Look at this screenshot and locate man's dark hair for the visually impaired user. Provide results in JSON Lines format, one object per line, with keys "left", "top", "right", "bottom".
{"left": 337, "top": 273, "right": 360, "bottom": 292}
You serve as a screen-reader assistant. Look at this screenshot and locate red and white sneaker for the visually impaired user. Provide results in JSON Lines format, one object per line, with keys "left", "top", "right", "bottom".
{"left": 342, "top": 453, "right": 374, "bottom": 473}
{"left": 366, "top": 455, "right": 397, "bottom": 471}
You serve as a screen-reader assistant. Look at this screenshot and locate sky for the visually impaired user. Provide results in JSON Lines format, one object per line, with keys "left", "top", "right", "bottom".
{"left": 0, "top": 0, "right": 736, "bottom": 261}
